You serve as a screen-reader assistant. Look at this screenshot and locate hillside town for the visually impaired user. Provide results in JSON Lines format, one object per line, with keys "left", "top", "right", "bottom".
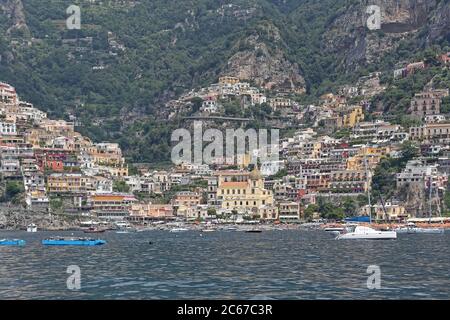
{"left": 1, "top": 53, "right": 450, "bottom": 229}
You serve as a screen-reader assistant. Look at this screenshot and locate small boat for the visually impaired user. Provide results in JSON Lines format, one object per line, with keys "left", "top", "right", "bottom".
{"left": 336, "top": 225, "right": 396, "bottom": 240}
{"left": 201, "top": 228, "right": 216, "bottom": 233}
{"left": 245, "top": 229, "right": 263, "bottom": 233}
{"left": 324, "top": 227, "right": 345, "bottom": 233}
{"left": 221, "top": 226, "right": 237, "bottom": 231}
{"left": 395, "top": 223, "right": 444, "bottom": 234}
{"left": 27, "top": 223, "right": 37, "bottom": 233}
{"left": 169, "top": 227, "right": 189, "bottom": 233}
{"left": 0, "top": 239, "right": 26, "bottom": 246}
{"left": 42, "top": 237, "right": 106, "bottom": 246}
{"left": 116, "top": 230, "right": 130, "bottom": 234}
{"left": 84, "top": 227, "right": 106, "bottom": 234}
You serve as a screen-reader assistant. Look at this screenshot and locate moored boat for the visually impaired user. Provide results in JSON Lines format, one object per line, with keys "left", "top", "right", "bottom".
{"left": 0, "top": 239, "right": 26, "bottom": 246}
{"left": 42, "top": 237, "right": 106, "bottom": 246}
{"left": 84, "top": 227, "right": 106, "bottom": 234}
{"left": 324, "top": 227, "right": 345, "bottom": 233}
{"left": 169, "top": 227, "right": 189, "bottom": 233}
{"left": 395, "top": 223, "right": 444, "bottom": 234}
{"left": 336, "top": 225, "right": 397, "bottom": 240}
{"left": 116, "top": 230, "right": 131, "bottom": 234}
{"left": 336, "top": 150, "right": 397, "bottom": 240}
{"left": 27, "top": 223, "right": 37, "bottom": 233}
{"left": 245, "top": 228, "right": 263, "bottom": 233}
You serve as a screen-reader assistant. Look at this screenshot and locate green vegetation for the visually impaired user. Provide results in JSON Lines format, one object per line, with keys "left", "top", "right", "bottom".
{"left": 49, "top": 197, "right": 63, "bottom": 211}
{"left": 0, "top": 1, "right": 448, "bottom": 164}
{"left": 372, "top": 141, "right": 420, "bottom": 201}
{"left": 268, "top": 168, "right": 287, "bottom": 180}
{"left": 1, "top": 181, "right": 24, "bottom": 203}
{"left": 113, "top": 180, "right": 130, "bottom": 193}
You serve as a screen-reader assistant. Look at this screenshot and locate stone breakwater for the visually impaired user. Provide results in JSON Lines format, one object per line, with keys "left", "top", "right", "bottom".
{"left": 0, "top": 205, "right": 82, "bottom": 231}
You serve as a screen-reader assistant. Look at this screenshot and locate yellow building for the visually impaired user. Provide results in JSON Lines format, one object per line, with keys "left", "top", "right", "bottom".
{"left": 47, "top": 173, "right": 94, "bottom": 194}
{"left": 342, "top": 106, "right": 364, "bottom": 128}
{"left": 218, "top": 76, "right": 240, "bottom": 85}
{"left": 88, "top": 143, "right": 124, "bottom": 166}
{"left": 360, "top": 203, "right": 408, "bottom": 221}
{"left": 346, "top": 146, "right": 390, "bottom": 170}
{"left": 108, "top": 165, "right": 128, "bottom": 177}
{"left": 90, "top": 193, "right": 137, "bottom": 219}
{"left": 217, "top": 167, "right": 277, "bottom": 219}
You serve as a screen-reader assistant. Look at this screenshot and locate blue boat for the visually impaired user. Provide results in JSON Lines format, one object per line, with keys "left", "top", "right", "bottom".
{"left": 42, "top": 237, "right": 106, "bottom": 246}
{"left": 0, "top": 239, "right": 26, "bottom": 246}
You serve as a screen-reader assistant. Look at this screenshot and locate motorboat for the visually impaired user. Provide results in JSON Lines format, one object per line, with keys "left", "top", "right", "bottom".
{"left": 84, "top": 227, "right": 106, "bottom": 234}
{"left": 324, "top": 227, "right": 345, "bottom": 231}
{"left": 395, "top": 223, "right": 444, "bottom": 234}
{"left": 220, "top": 226, "right": 237, "bottom": 231}
{"left": 336, "top": 225, "right": 397, "bottom": 240}
{"left": 114, "top": 221, "right": 131, "bottom": 229}
{"left": 42, "top": 237, "right": 106, "bottom": 246}
{"left": 116, "top": 230, "right": 131, "bottom": 234}
{"left": 27, "top": 223, "right": 37, "bottom": 232}
{"left": 169, "top": 227, "right": 189, "bottom": 233}
{"left": 244, "top": 228, "right": 263, "bottom": 233}
{"left": 324, "top": 227, "right": 345, "bottom": 236}
{"left": 0, "top": 239, "right": 26, "bottom": 246}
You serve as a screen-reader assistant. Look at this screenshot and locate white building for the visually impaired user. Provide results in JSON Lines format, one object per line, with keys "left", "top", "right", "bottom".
{"left": 260, "top": 160, "right": 285, "bottom": 176}
{"left": 201, "top": 100, "right": 218, "bottom": 113}
{"left": 397, "top": 160, "right": 448, "bottom": 189}
{"left": 0, "top": 121, "right": 17, "bottom": 135}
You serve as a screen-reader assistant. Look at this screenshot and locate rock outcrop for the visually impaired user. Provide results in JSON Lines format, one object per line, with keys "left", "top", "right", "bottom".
{"left": 322, "top": 0, "right": 446, "bottom": 70}
{"left": 0, "top": 0, "right": 29, "bottom": 35}
{"left": 222, "top": 22, "right": 306, "bottom": 94}
{"left": 0, "top": 205, "right": 81, "bottom": 230}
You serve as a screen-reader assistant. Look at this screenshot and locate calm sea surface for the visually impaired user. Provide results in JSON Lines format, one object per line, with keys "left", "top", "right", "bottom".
{"left": 0, "top": 230, "right": 449, "bottom": 299}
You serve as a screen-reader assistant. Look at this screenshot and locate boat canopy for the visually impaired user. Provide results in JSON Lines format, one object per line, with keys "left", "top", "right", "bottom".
{"left": 344, "top": 216, "right": 371, "bottom": 223}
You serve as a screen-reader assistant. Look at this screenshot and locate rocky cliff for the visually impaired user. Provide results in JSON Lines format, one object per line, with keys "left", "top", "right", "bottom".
{"left": 0, "top": 0, "right": 29, "bottom": 35}
{"left": 0, "top": 205, "right": 81, "bottom": 230}
{"left": 222, "top": 22, "right": 306, "bottom": 93}
{"left": 322, "top": 0, "right": 447, "bottom": 70}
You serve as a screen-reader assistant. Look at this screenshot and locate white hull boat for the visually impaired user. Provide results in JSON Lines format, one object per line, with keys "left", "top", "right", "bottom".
{"left": 27, "top": 224, "right": 37, "bottom": 233}
{"left": 396, "top": 227, "right": 444, "bottom": 234}
{"left": 201, "top": 229, "right": 216, "bottom": 233}
{"left": 395, "top": 223, "right": 444, "bottom": 234}
{"left": 336, "top": 225, "right": 397, "bottom": 240}
{"left": 169, "top": 227, "right": 189, "bottom": 233}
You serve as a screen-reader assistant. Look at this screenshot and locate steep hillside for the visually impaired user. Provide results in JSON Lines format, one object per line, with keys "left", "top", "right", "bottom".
{"left": 0, "top": 0, "right": 449, "bottom": 162}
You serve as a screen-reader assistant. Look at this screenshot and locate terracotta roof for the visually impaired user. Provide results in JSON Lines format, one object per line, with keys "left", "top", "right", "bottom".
{"left": 220, "top": 181, "right": 248, "bottom": 188}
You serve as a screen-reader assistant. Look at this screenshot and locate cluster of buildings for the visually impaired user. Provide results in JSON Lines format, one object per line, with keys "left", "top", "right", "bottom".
{"left": 2, "top": 54, "right": 449, "bottom": 224}
{"left": 0, "top": 82, "right": 128, "bottom": 209}
{"left": 165, "top": 76, "right": 299, "bottom": 118}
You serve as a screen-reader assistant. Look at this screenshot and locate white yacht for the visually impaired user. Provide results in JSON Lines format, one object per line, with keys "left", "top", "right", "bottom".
{"left": 336, "top": 225, "right": 397, "bottom": 240}
{"left": 395, "top": 222, "right": 444, "bottom": 234}
{"left": 336, "top": 149, "right": 397, "bottom": 240}
{"left": 169, "top": 227, "right": 189, "bottom": 233}
{"left": 26, "top": 223, "right": 37, "bottom": 233}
